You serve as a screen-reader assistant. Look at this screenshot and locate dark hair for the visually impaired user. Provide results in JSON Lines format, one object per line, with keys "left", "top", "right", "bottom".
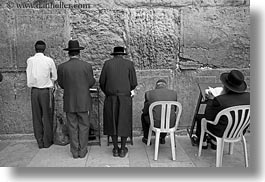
{"left": 35, "top": 40, "right": 46, "bottom": 53}
{"left": 68, "top": 50, "right": 80, "bottom": 57}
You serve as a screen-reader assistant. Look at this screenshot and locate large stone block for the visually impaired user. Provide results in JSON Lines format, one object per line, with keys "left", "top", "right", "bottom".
{"left": 0, "top": 9, "right": 15, "bottom": 70}
{"left": 14, "top": 9, "right": 70, "bottom": 68}
{"left": 182, "top": 6, "right": 250, "bottom": 68}
{"left": 70, "top": 8, "right": 128, "bottom": 70}
{"left": 128, "top": 8, "right": 180, "bottom": 69}
{"left": 0, "top": 72, "right": 32, "bottom": 134}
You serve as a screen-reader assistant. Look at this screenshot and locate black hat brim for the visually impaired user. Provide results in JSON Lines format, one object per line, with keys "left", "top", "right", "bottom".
{"left": 220, "top": 73, "right": 247, "bottom": 93}
{"left": 110, "top": 52, "right": 127, "bottom": 55}
{"left": 63, "top": 47, "right": 85, "bottom": 51}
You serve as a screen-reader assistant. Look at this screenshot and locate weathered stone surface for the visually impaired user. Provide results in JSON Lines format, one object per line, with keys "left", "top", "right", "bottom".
{"left": 0, "top": 73, "right": 32, "bottom": 134}
{"left": 0, "top": 9, "right": 15, "bottom": 69}
{"left": 182, "top": 6, "right": 250, "bottom": 68}
{"left": 14, "top": 9, "right": 70, "bottom": 68}
{"left": 128, "top": 8, "right": 180, "bottom": 69}
{"left": 70, "top": 8, "right": 127, "bottom": 70}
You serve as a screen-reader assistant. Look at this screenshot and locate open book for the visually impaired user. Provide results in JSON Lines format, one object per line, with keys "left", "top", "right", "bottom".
{"left": 205, "top": 86, "right": 224, "bottom": 97}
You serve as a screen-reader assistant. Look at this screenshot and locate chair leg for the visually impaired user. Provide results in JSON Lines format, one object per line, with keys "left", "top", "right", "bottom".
{"left": 198, "top": 121, "right": 206, "bottom": 157}
{"left": 147, "top": 128, "right": 152, "bottom": 146}
{"left": 242, "top": 136, "right": 248, "bottom": 167}
{"left": 170, "top": 132, "right": 176, "bottom": 160}
{"left": 154, "top": 132, "right": 160, "bottom": 160}
{"left": 216, "top": 138, "right": 224, "bottom": 167}
{"left": 229, "top": 143, "right": 234, "bottom": 155}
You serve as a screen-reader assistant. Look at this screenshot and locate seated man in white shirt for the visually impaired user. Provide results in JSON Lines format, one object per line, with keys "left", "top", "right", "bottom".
{"left": 26, "top": 40, "right": 57, "bottom": 149}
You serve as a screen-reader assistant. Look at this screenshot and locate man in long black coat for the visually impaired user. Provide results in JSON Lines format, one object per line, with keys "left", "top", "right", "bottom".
{"left": 99, "top": 46, "right": 137, "bottom": 158}
{"left": 57, "top": 40, "right": 95, "bottom": 158}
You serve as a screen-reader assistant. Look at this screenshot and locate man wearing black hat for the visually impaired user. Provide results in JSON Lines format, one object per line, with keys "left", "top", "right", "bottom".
{"left": 26, "top": 40, "right": 57, "bottom": 149}
{"left": 141, "top": 79, "right": 178, "bottom": 145}
{"left": 57, "top": 40, "right": 95, "bottom": 158}
{"left": 193, "top": 70, "right": 250, "bottom": 149}
{"left": 99, "top": 46, "right": 138, "bottom": 158}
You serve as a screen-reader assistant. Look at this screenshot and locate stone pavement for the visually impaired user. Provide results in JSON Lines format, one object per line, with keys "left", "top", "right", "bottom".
{"left": 0, "top": 135, "right": 249, "bottom": 167}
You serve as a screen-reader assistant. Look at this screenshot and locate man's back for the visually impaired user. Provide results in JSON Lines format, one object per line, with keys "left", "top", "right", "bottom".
{"left": 57, "top": 58, "right": 95, "bottom": 112}
{"left": 26, "top": 53, "right": 57, "bottom": 88}
{"left": 143, "top": 88, "right": 178, "bottom": 128}
{"left": 205, "top": 92, "right": 250, "bottom": 137}
{"left": 99, "top": 56, "right": 137, "bottom": 95}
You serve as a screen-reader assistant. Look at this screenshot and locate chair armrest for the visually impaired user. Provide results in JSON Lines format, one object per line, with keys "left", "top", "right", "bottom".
{"left": 202, "top": 118, "right": 216, "bottom": 125}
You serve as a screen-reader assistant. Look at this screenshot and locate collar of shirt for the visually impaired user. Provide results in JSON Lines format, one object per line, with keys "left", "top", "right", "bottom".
{"left": 34, "top": 53, "right": 44, "bottom": 57}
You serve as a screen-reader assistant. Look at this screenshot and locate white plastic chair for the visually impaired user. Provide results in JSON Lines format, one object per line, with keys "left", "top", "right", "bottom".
{"left": 147, "top": 101, "right": 182, "bottom": 160}
{"left": 198, "top": 105, "right": 250, "bottom": 167}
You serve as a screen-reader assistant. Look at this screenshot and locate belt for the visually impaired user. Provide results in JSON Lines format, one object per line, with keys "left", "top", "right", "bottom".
{"left": 32, "top": 87, "right": 50, "bottom": 90}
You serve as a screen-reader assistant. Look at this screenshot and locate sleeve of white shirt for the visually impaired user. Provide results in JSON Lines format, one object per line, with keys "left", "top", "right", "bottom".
{"left": 50, "top": 58, "right": 57, "bottom": 82}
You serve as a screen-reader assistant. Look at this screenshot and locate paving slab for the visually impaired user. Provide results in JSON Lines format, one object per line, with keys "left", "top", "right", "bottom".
{"left": 28, "top": 144, "right": 89, "bottom": 167}
{"left": 86, "top": 145, "right": 130, "bottom": 167}
{"left": 0, "top": 141, "right": 10, "bottom": 152}
{"left": 0, "top": 141, "right": 38, "bottom": 167}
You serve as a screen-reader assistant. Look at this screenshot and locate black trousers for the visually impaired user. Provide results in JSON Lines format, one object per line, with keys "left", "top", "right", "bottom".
{"left": 141, "top": 114, "right": 166, "bottom": 139}
{"left": 66, "top": 112, "right": 90, "bottom": 156}
{"left": 31, "top": 88, "right": 53, "bottom": 148}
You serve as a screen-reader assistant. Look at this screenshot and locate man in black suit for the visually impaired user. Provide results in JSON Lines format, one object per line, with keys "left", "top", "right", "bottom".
{"left": 99, "top": 46, "right": 138, "bottom": 158}
{"left": 57, "top": 40, "right": 95, "bottom": 158}
{"left": 193, "top": 70, "right": 250, "bottom": 149}
{"left": 141, "top": 79, "right": 178, "bottom": 145}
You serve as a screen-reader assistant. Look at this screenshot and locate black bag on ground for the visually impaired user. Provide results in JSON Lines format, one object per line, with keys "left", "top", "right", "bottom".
{"left": 53, "top": 116, "right": 69, "bottom": 146}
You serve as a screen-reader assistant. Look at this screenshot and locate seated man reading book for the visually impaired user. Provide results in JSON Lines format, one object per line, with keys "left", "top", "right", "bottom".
{"left": 192, "top": 70, "right": 250, "bottom": 149}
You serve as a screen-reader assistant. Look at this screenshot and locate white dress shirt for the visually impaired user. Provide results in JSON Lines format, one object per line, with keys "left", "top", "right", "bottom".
{"left": 26, "top": 53, "right": 57, "bottom": 88}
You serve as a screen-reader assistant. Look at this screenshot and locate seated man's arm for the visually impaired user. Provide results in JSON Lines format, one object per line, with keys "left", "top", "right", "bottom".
{"left": 204, "top": 97, "right": 221, "bottom": 121}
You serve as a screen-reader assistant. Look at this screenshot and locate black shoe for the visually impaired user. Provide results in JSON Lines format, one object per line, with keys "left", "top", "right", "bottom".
{"left": 142, "top": 137, "right": 151, "bottom": 145}
{"left": 89, "top": 135, "right": 97, "bottom": 140}
{"left": 79, "top": 150, "right": 88, "bottom": 158}
{"left": 192, "top": 136, "right": 208, "bottom": 149}
{"left": 112, "top": 148, "right": 119, "bottom": 157}
{"left": 72, "top": 153, "right": 79, "bottom": 159}
{"left": 191, "top": 136, "right": 199, "bottom": 146}
{"left": 202, "top": 142, "right": 208, "bottom": 149}
{"left": 160, "top": 137, "right": 166, "bottom": 144}
{"left": 210, "top": 143, "right": 217, "bottom": 150}
{"left": 119, "top": 147, "right": 128, "bottom": 158}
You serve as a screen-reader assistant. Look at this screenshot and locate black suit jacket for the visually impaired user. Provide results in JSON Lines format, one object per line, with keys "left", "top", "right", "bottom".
{"left": 205, "top": 91, "right": 250, "bottom": 137}
{"left": 57, "top": 58, "right": 95, "bottom": 112}
{"left": 142, "top": 87, "right": 178, "bottom": 128}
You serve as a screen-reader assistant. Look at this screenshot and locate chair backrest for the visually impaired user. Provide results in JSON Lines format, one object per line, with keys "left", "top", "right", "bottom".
{"left": 149, "top": 101, "right": 182, "bottom": 131}
{"left": 213, "top": 105, "right": 250, "bottom": 140}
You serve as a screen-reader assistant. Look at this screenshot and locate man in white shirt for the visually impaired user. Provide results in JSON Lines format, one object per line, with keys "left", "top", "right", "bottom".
{"left": 26, "top": 40, "right": 57, "bottom": 149}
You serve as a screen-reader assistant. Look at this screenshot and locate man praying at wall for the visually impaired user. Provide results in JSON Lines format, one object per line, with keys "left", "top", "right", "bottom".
{"left": 26, "top": 40, "right": 57, "bottom": 149}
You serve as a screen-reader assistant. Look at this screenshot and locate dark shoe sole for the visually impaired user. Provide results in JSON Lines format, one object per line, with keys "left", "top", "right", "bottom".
{"left": 142, "top": 137, "right": 151, "bottom": 145}
{"left": 119, "top": 147, "right": 128, "bottom": 158}
{"left": 113, "top": 148, "right": 120, "bottom": 157}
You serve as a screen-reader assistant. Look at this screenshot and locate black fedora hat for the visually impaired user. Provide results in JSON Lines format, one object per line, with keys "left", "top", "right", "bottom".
{"left": 63, "top": 40, "right": 84, "bottom": 51}
{"left": 110, "top": 46, "right": 127, "bottom": 55}
{"left": 220, "top": 70, "right": 247, "bottom": 93}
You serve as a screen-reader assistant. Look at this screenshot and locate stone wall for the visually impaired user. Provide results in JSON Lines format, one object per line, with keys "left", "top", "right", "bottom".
{"left": 0, "top": 0, "right": 250, "bottom": 136}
